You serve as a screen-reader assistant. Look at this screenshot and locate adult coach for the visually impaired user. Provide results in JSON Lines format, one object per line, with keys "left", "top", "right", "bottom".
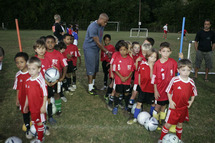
{"left": 194, "top": 19, "right": 215, "bottom": 81}
{"left": 83, "top": 13, "right": 111, "bottom": 95}
{"left": 52, "top": 14, "right": 64, "bottom": 42}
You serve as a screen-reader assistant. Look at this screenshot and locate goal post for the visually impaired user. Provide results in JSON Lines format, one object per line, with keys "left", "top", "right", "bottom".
{"left": 129, "top": 28, "right": 148, "bottom": 38}
{"left": 187, "top": 41, "right": 215, "bottom": 74}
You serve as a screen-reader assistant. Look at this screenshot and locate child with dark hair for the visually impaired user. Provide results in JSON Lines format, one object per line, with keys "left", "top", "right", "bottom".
{"left": 66, "top": 24, "right": 73, "bottom": 35}
{"left": 72, "top": 27, "right": 79, "bottom": 46}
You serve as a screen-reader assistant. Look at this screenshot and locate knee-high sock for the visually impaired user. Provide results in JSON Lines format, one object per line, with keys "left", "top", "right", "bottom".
{"left": 108, "top": 95, "right": 114, "bottom": 105}
{"left": 134, "top": 108, "right": 141, "bottom": 119}
{"left": 150, "top": 106, "right": 155, "bottom": 116}
{"left": 114, "top": 96, "right": 120, "bottom": 107}
{"left": 35, "top": 124, "right": 44, "bottom": 142}
{"left": 160, "top": 126, "right": 169, "bottom": 140}
{"left": 176, "top": 127, "right": 183, "bottom": 140}
{"left": 47, "top": 103, "right": 52, "bottom": 118}
{"left": 106, "top": 87, "right": 113, "bottom": 97}
{"left": 73, "top": 76, "right": 76, "bottom": 85}
{"left": 128, "top": 99, "right": 134, "bottom": 112}
{"left": 55, "top": 99, "right": 62, "bottom": 112}
{"left": 23, "top": 112, "right": 31, "bottom": 130}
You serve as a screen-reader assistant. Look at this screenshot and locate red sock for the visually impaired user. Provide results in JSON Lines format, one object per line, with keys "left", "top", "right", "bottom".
{"left": 176, "top": 127, "right": 183, "bottom": 139}
{"left": 35, "top": 124, "right": 44, "bottom": 142}
{"left": 160, "top": 126, "right": 169, "bottom": 140}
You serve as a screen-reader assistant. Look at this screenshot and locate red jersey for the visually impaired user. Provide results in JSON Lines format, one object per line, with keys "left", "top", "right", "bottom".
{"left": 110, "top": 52, "right": 120, "bottom": 65}
{"left": 166, "top": 76, "right": 197, "bottom": 109}
{"left": 101, "top": 44, "right": 115, "bottom": 62}
{"left": 13, "top": 71, "right": 31, "bottom": 112}
{"left": 151, "top": 58, "right": 177, "bottom": 101}
{"left": 45, "top": 49, "right": 68, "bottom": 73}
{"left": 138, "top": 61, "right": 154, "bottom": 93}
{"left": 112, "top": 55, "right": 134, "bottom": 85}
{"left": 35, "top": 55, "right": 52, "bottom": 78}
{"left": 25, "top": 74, "right": 47, "bottom": 114}
{"left": 63, "top": 44, "right": 81, "bottom": 66}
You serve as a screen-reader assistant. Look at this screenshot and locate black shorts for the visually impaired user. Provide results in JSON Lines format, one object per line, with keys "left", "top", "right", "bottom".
{"left": 138, "top": 90, "right": 155, "bottom": 104}
{"left": 47, "top": 84, "right": 57, "bottom": 98}
{"left": 115, "top": 84, "right": 130, "bottom": 95}
{"left": 102, "top": 61, "right": 110, "bottom": 74}
{"left": 67, "top": 61, "right": 74, "bottom": 73}
{"left": 157, "top": 100, "right": 169, "bottom": 106}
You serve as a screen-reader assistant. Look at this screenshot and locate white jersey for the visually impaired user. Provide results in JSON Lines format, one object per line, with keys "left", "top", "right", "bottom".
{"left": 163, "top": 25, "right": 168, "bottom": 31}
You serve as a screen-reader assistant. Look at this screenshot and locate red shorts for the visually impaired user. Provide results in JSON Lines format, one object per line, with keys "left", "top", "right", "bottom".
{"left": 164, "top": 30, "right": 167, "bottom": 34}
{"left": 165, "top": 108, "right": 189, "bottom": 125}
{"left": 31, "top": 113, "right": 46, "bottom": 124}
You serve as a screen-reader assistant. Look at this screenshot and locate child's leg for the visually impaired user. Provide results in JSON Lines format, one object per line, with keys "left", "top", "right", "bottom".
{"left": 72, "top": 71, "right": 76, "bottom": 87}
{"left": 35, "top": 122, "right": 44, "bottom": 142}
{"left": 114, "top": 93, "right": 120, "bottom": 107}
{"left": 54, "top": 93, "right": 62, "bottom": 114}
{"left": 160, "top": 105, "right": 167, "bottom": 124}
{"left": 128, "top": 88, "right": 138, "bottom": 112}
{"left": 124, "top": 93, "right": 131, "bottom": 110}
{"left": 105, "top": 79, "right": 113, "bottom": 97}
{"left": 160, "top": 123, "right": 171, "bottom": 140}
{"left": 108, "top": 89, "right": 115, "bottom": 106}
{"left": 153, "top": 104, "right": 161, "bottom": 120}
{"left": 150, "top": 103, "right": 155, "bottom": 116}
{"left": 102, "top": 61, "right": 108, "bottom": 87}
{"left": 66, "top": 73, "right": 72, "bottom": 87}
{"left": 176, "top": 123, "right": 183, "bottom": 140}
{"left": 23, "top": 112, "right": 31, "bottom": 131}
{"left": 134, "top": 102, "right": 142, "bottom": 119}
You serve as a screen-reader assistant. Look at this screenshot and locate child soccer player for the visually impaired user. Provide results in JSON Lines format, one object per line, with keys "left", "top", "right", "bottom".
{"left": 127, "top": 48, "right": 158, "bottom": 124}
{"left": 66, "top": 24, "right": 73, "bottom": 35}
{"left": 72, "top": 27, "right": 79, "bottom": 46}
{"left": 158, "top": 59, "right": 197, "bottom": 143}
{"left": 100, "top": 34, "right": 115, "bottom": 90}
{"left": 151, "top": 42, "right": 178, "bottom": 128}
{"left": 112, "top": 41, "right": 134, "bottom": 115}
{"left": 63, "top": 34, "right": 81, "bottom": 90}
{"left": 13, "top": 52, "right": 32, "bottom": 139}
{"left": 45, "top": 35, "right": 68, "bottom": 122}
{"left": 24, "top": 57, "right": 47, "bottom": 143}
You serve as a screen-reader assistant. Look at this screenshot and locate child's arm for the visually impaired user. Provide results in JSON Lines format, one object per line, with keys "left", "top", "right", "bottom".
{"left": 23, "top": 96, "right": 29, "bottom": 113}
{"left": 78, "top": 56, "right": 81, "bottom": 67}
{"left": 167, "top": 93, "right": 176, "bottom": 109}
{"left": 16, "top": 90, "right": 20, "bottom": 107}
{"left": 45, "top": 79, "right": 58, "bottom": 87}
{"left": 149, "top": 63, "right": 154, "bottom": 79}
{"left": 188, "top": 96, "right": 195, "bottom": 108}
{"left": 135, "top": 57, "right": 143, "bottom": 69}
{"left": 138, "top": 74, "right": 141, "bottom": 85}
{"left": 67, "top": 54, "right": 72, "bottom": 59}
{"left": 40, "top": 96, "right": 47, "bottom": 113}
{"left": 59, "top": 66, "right": 68, "bottom": 82}
{"left": 154, "top": 84, "right": 160, "bottom": 100}
{"left": 110, "top": 64, "right": 114, "bottom": 79}
{"left": 125, "top": 71, "right": 133, "bottom": 82}
{"left": 114, "top": 71, "right": 126, "bottom": 82}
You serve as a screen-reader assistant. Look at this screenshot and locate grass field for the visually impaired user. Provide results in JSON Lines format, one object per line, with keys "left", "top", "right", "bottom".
{"left": 0, "top": 30, "right": 215, "bottom": 143}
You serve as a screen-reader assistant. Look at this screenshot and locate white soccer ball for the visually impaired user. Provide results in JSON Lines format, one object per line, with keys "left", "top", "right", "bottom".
{"left": 137, "top": 111, "right": 151, "bottom": 125}
{"left": 144, "top": 117, "right": 158, "bottom": 131}
{"left": 5, "top": 136, "right": 22, "bottom": 143}
{"left": 131, "top": 103, "right": 137, "bottom": 114}
{"left": 45, "top": 67, "right": 60, "bottom": 83}
{"left": 162, "top": 133, "right": 179, "bottom": 143}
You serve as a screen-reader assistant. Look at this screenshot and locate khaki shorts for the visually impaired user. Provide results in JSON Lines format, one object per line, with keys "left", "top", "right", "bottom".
{"left": 195, "top": 50, "right": 213, "bottom": 69}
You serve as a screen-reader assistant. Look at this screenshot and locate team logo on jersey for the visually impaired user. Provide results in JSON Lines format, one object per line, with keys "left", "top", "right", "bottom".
{"left": 177, "top": 86, "right": 181, "bottom": 90}
{"left": 52, "top": 59, "right": 58, "bottom": 66}
{"left": 127, "top": 65, "right": 132, "bottom": 70}
{"left": 117, "top": 65, "right": 121, "bottom": 70}
{"left": 142, "top": 67, "right": 145, "bottom": 70}
{"left": 119, "top": 60, "right": 122, "bottom": 63}
{"left": 20, "top": 79, "right": 23, "bottom": 82}
{"left": 161, "top": 68, "right": 164, "bottom": 72}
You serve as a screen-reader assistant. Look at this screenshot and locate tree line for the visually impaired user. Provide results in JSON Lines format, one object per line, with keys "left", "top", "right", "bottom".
{"left": 0, "top": 0, "right": 214, "bottom": 32}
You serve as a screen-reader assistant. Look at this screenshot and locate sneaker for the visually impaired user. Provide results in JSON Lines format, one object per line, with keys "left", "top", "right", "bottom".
{"left": 157, "top": 139, "right": 162, "bottom": 143}
{"left": 107, "top": 104, "right": 113, "bottom": 111}
{"left": 179, "top": 140, "right": 184, "bottom": 143}
{"left": 127, "top": 118, "right": 137, "bottom": 125}
{"left": 26, "top": 130, "right": 33, "bottom": 139}
{"left": 45, "top": 126, "right": 50, "bottom": 136}
{"left": 30, "top": 139, "right": 41, "bottom": 143}
{"left": 61, "top": 96, "right": 67, "bottom": 102}
{"left": 88, "top": 89, "right": 98, "bottom": 96}
{"left": 56, "top": 111, "right": 62, "bottom": 116}
{"left": 68, "top": 86, "right": 75, "bottom": 92}
{"left": 73, "top": 85, "right": 77, "bottom": 89}
{"left": 48, "top": 117, "right": 57, "bottom": 125}
{"left": 100, "top": 86, "right": 107, "bottom": 90}
{"left": 112, "top": 107, "right": 118, "bottom": 115}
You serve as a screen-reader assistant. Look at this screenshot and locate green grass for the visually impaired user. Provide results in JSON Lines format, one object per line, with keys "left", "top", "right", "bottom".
{"left": 0, "top": 30, "right": 215, "bottom": 143}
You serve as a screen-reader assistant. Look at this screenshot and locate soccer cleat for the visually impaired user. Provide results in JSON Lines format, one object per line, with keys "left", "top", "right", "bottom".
{"left": 26, "top": 130, "right": 33, "bottom": 139}
{"left": 56, "top": 111, "right": 62, "bottom": 116}
{"left": 169, "top": 125, "right": 176, "bottom": 133}
{"left": 61, "top": 96, "right": 67, "bottom": 102}
{"left": 100, "top": 86, "right": 107, "bottom": 90}
{"left": 30, "top": 139, "right": 42, "bottom": 143}
{"left": 107, "top": 104, "right": 113, "bottom": 111}
{"left": 68, "top": 86, "right": 75, "bottom": 91}
{"left": 127, "top": 118, "right": 137, "bottom": 125}
{"left": 88, "top": 89, "right": 98, "bottom": 96}
{"left": 45, "top": 126, "right": 50, "bottom": 136}
{"left": 48, "top": 117, "right": 57, "bottom": 125}
{"left": 112, "top": 107, "right": 118, "bottom": 115}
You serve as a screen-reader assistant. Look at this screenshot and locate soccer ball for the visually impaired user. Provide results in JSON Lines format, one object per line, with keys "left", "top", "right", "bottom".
{"left": 137, "top": 111, "right": 151, "bottom": 125}
{"left": 131, "top": 103, "right": 137, "bottom": 114}
{"left": 30, "top": 124, "right": 46, "bottom": 137}
{"left": 177, "top": 37, "right": 180, "bottom": 40}
{"left": 162, "top": 133, "right": 179, "bottom": 143}
{"left": 144, "top": 117, "right": 158, "bottom": 131}
{"left": 22, "top": 121, "right": 33, "bottom": 132}
{"left": 45, "top": 67, "right": 60, "bottom": 83}
{"left": 5, "top": 136, "right": 22, "bottom": 143}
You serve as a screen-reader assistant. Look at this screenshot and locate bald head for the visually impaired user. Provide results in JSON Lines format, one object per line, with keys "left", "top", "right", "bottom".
{"left": 97, "top": 13, "right": 109, "bottom": 27}
{"left": 99, "top": 13, "right": 109, "bottom": 20}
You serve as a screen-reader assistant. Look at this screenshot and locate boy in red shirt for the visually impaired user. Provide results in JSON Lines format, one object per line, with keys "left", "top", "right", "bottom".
{"left": 112, "top": 41, "right": 134, "bottom": 115}
{"left": 45, "top": 35, "right": 68, "bottom": 123}
{"left": 24, "top": 57, "right": 47, "bottom": 143}
{"left": 100, "top": 34, "right": 115, "bottom": 90}
{"left": 13, "top": 52, "right": 32, "bottom": 139}
{"left": 151, "top": 42, "right": 178, "bottom": 127}
{"left": 158, "top": 59, "right": 197, "bottom": 143}
{"left": 63, "top": 34, "right": 81, "bottom": 90}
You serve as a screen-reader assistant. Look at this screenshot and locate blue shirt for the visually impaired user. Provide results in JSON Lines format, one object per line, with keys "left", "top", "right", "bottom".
{"left": 72, "top": 31, "right": 78, "bottom": 40}
{"left": 83, "top": 21, "right": 104, "bottom": 50}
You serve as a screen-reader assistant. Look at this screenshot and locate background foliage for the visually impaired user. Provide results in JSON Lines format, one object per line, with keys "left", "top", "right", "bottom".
{"left": 0, "top": 0, "right": 215, "bottom": 32}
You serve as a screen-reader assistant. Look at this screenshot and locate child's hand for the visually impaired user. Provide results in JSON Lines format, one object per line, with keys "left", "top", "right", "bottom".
{"left": 188, "top": 101, "right": 193, "bottom": 108}
{"left": 40, "top": 106, "right": 46, "bottom": 114}
{"left": 178, "top": 53, "right": 184, "bottom": 59}
{"left": 136, "top": 57, "right": 143, "bottom": 62}
{"left": 121, "top": 77, "right": 126, "bottom": 82}
{"left": 58, "top": 77, "right": 64, "bottom": 82}
{"left": 23, "top": 106, "right": 29, "bottom": 113}
{"left": 169, "top": 100, "right": 176, "bottom": 109}
{"left": 50, "top": 80, "right": 58, "bottom": 86}
{"left": 106, "top": 63, "right": 110, "bottom": 67}
{"left": 154, "top": 90, "right": 160, "bottom": 99}
{"left": 67, "top": 54, "right": 72, "bottom": 59}
{"left": 16, "top": 99, "right": 20, "bottom": 107}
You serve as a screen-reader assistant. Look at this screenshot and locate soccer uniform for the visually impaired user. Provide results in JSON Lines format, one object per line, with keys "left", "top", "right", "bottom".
{"left": 67, "top": 28, "right": 73, "bottom": 35}
{"left": 151, "top": 58, "right": 177, "bottom": 102}
{"left": 13, "top": 71, "right": 31, "bottom": 113}
{"left": 138, "top": 61, "right": 155, "bottom": 104}
{"left": 163, "top": 25, "right": 168, "bottom": 34}
{"left": 113, "top": 54, "right": 134, "bottom": 94}
{"left": 165, "top": 76, "right": 197, "bottom": 124}
{"left": 72, "top": 31, "right": 78, "bottom": 46}
{"left": 35, "top": 55, "right": 52, "bottom": 78}
{"left": 53, "top": 22, "right": 63, "bottom": 41}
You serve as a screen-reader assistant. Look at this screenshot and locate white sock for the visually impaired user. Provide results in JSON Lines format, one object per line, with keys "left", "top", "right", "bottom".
{"left": 92, "top": 79, "right": 95, "bottom": 85}
{"left": 89, "top": 84, "right": 93, "bottom": 91}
